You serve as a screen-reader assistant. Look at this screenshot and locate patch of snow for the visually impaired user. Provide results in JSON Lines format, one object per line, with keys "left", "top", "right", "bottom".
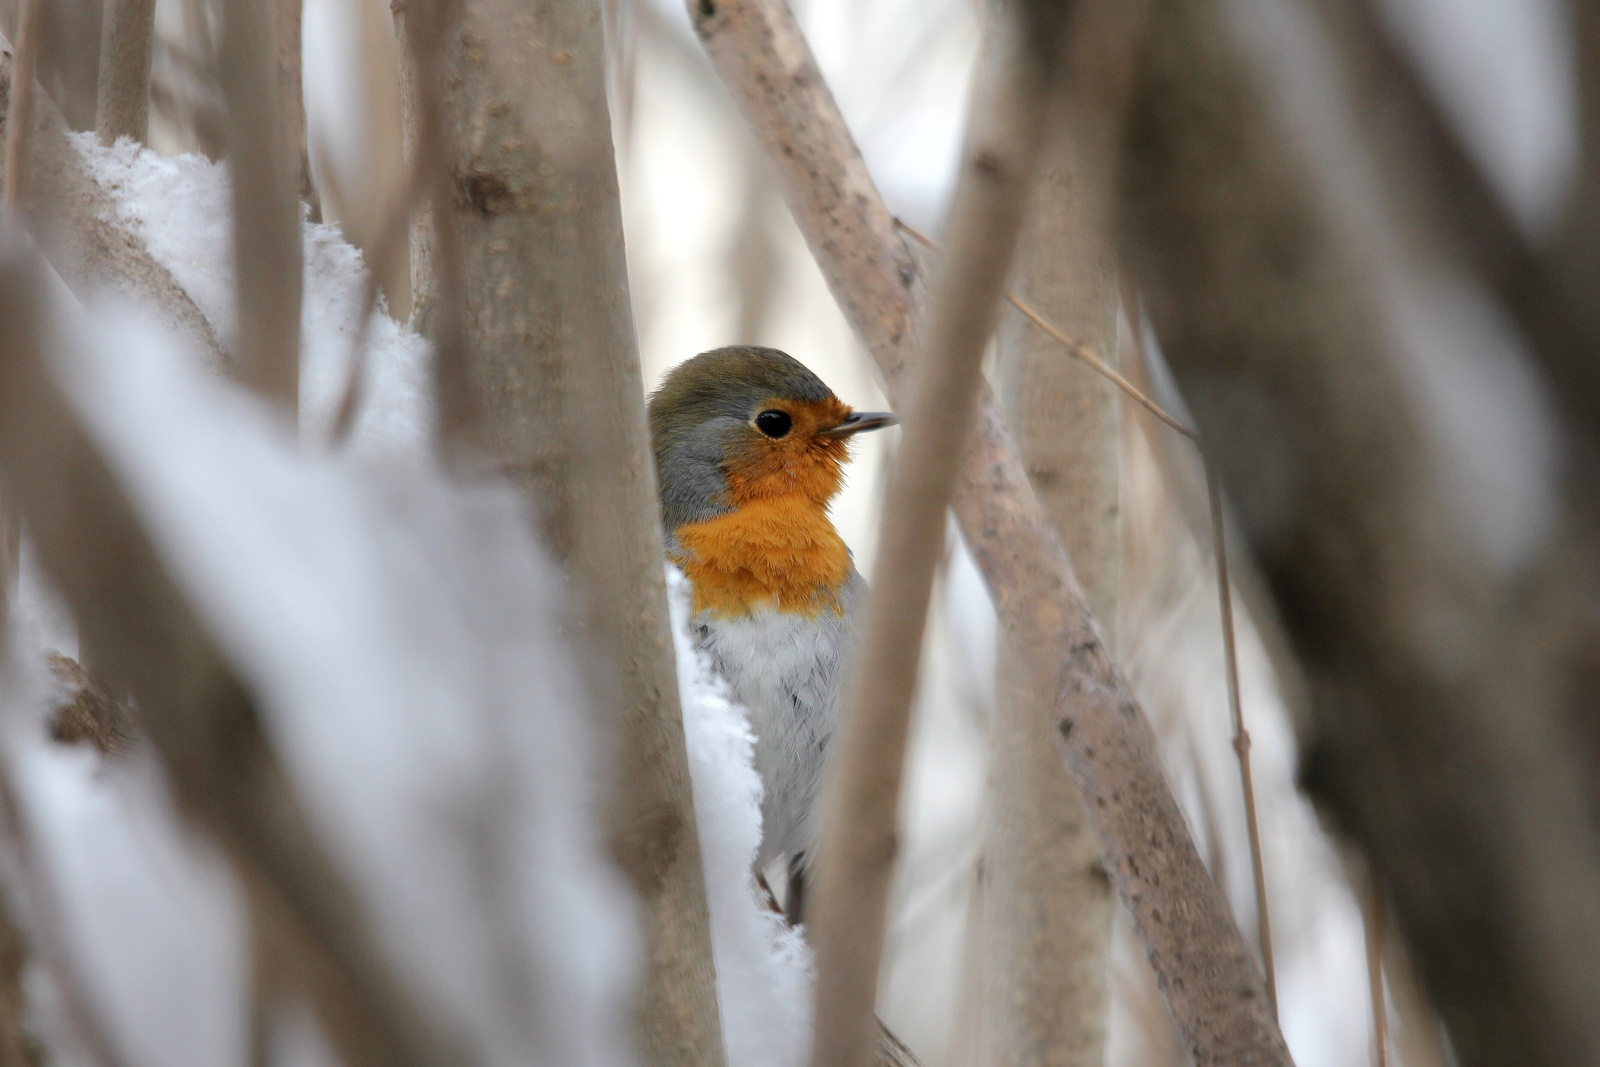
{"left": 71, "top": 134, "right": 433, "bottom": 456}
{"left": 668, "top": 565, "right": 813, "bottom": 1067}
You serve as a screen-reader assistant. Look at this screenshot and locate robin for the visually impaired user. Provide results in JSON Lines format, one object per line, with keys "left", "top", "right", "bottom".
{"left": 648, "top": 346, "right": 897, "bottom": 924}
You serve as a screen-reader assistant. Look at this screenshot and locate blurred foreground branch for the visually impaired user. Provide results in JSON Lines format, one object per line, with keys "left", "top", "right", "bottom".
{"left": 0, "top": 233, "right": 454, "bottom": 1067}
{"left": 958, "top": 1, "right": 1145, "bottom": 1061}
{"left": 810, "top": 5, "right": 1068, "bottom": 1066}
{"left": 691, "top": 0, "right": 1289, "bottom": 1061}
{"left": 1117, "top": 0, "right": 1600, "bottom": 1062}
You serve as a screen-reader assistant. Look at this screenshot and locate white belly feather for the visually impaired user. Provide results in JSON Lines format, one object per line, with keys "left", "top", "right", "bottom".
{"left": 688, "top": 573, "right": 864, "bottom": 871}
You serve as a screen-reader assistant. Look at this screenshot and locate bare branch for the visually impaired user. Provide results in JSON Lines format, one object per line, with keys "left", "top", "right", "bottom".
{"left": 691, "top": 0, "right": 1291, "bottom": 1061}
{"left": 216, "top": 0, "right": 301, "bottom": 407}
{"left": 94, "top": 0, "right": 156, "bottom": 144}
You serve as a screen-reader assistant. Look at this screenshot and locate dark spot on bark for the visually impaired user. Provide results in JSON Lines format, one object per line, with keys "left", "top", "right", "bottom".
{"left": 610, "top": 805, "right": 683, "bottom": 893}
{"left": 1058, "top": 718, "right": 1074, "bottom": 741}
{"left": 973, "top": 150, "right": 1004, "bottom": 178}
{"left": 697, "top": 0, "right": 715, "bottom": 17}
{"left": 457, "top": 169, "right": 515, "bottom": 217}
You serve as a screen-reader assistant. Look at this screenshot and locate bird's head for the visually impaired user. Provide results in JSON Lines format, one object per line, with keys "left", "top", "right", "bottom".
{"left": 648, "top": 346, "right": 896, "bottom": 539}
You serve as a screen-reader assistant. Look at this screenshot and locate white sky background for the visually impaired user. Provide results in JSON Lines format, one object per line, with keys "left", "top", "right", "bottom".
{"left": 295, "top": 0, "right": 1580, "bottom": 1062}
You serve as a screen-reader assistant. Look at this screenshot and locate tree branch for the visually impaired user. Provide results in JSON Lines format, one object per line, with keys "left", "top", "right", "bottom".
{"left": 94, "top": 0, "right": 156, "bottom": 145}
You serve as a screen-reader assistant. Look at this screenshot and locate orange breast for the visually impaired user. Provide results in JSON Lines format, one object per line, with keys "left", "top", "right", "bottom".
{"left": 674, "top": 495, "right": 851, "bottom": 619}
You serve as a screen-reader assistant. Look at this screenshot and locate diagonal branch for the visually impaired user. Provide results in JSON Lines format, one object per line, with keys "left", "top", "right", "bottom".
{"left": 690, "top": 0, "right": 1291, "bottom": 1061}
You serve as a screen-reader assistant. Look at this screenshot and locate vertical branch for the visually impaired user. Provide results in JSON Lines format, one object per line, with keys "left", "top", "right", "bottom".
{"left": 217, "top": 0, "right": 301, "bottom": 407}
{"left": 961, "top": 2, "right": 1147, "bottom": 1063}
{"left": 94, "top": 0, "right": 157, "bottom": 144}
{"left": 1365, "top": 868, "right": 1389, "bottom": 1067}
{"left": 399, "top": 0, "right": 726, "bottom": 1063}
{"left": 810, "top": 6, "right": 1070, "bottom": 1067}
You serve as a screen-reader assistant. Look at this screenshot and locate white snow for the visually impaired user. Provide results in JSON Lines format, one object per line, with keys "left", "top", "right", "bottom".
{"left": 71, "top": 134, "right": 433, "bottom": 456}
{"left": 667, "top": 565, "right": 814, "bottom": 1067}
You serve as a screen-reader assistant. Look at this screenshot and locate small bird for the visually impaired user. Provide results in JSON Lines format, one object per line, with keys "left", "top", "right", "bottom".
{"left": 648, "top": 346, "right": 896, "bottom": 922}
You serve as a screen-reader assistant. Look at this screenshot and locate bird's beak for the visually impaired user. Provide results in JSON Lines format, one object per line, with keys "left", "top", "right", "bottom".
{"left": 822, "top": 411, "right": 899, "bottom": 437}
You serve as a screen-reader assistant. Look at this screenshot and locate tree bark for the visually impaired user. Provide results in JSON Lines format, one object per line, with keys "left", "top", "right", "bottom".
{"left": 690, "top": 1, "right": 1291, "bottom": 1062}
{"left": 1116, "top": 0, "right": 1600, "bottom": 1062}
{"left": 399, "top": 2, "right": 726, "bottom": 1064}
{"left": 962, "top": 2, "right": 1135, "bottom": 1059}
{"left": 94, "top": 0, "right": 156, "bottom": 144}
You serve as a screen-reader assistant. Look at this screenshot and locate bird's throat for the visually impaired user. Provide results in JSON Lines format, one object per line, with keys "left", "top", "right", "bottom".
{"left": 672, "top": 497, "right": 851, "bottom": 619}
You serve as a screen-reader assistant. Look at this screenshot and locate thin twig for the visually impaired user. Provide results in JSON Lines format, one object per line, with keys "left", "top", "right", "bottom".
{"left": 901, "top": 214, "right": 1278, "bottom": 1011}
{"left": 96, "top": 0, "right": 159, "bottom": 144}
{"left": 3, "top": 0, "right": 43, "bottom": 208}
{"left": 1366, "top": 867, "right": 1389, "bottom": 1067}
{"left": 1208, "top": 460, "right": 1275, "bottom": 1015}
{"left": 896, "top": 217, "right": 1196, "bottom": 440}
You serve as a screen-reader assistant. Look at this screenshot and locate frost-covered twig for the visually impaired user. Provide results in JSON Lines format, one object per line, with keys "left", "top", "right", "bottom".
{"left": 0, "top": 35, "right": 224, "bottom": 368}
{"left": 0, "top": 233, "right": 455, "bottom": 1067}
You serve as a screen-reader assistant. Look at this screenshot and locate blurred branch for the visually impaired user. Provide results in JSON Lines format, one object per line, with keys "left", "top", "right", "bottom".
{"left": 1117, "top": 0, "right": 1600, "bottom": 1062}
{"left": 0, "top": 232, "right": 456, "bottom": 1067}
{"left": 400, "top": 0, "right": 727, "bottom": 1063}
{"left": 955, "top": 0, "right": 1145, "bottom": 1060}
{"left": 1313, "top": 0, "right": 1600, "bottom": 473}
{"left": 217, "top": 0, "right": 301, "bottom": 407}
{"left": 692, "top": 0, "right": 1291, "bottom": 1060}
{"left": 94, "top": 0, "right": 156, "bottom": 144}
{"left": 810, "top": 4, "right": 1068, "bottom": 1063}
{"left": 0, "top": 34, "right": 225, "bottom": 367}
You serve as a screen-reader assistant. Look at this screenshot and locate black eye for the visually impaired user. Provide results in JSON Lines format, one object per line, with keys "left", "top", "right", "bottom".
{"left": 755, "top": 410, "right": 792, "bottom": 438}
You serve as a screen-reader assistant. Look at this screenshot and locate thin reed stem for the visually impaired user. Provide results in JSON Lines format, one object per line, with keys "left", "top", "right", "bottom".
{"left": 1367, "top": 868, "right": 1389, "bottom": 1067}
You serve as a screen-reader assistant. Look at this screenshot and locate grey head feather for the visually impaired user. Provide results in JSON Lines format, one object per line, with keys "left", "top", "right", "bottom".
{"left": 648, "top": 347, "right": 837, "bottom": 535}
